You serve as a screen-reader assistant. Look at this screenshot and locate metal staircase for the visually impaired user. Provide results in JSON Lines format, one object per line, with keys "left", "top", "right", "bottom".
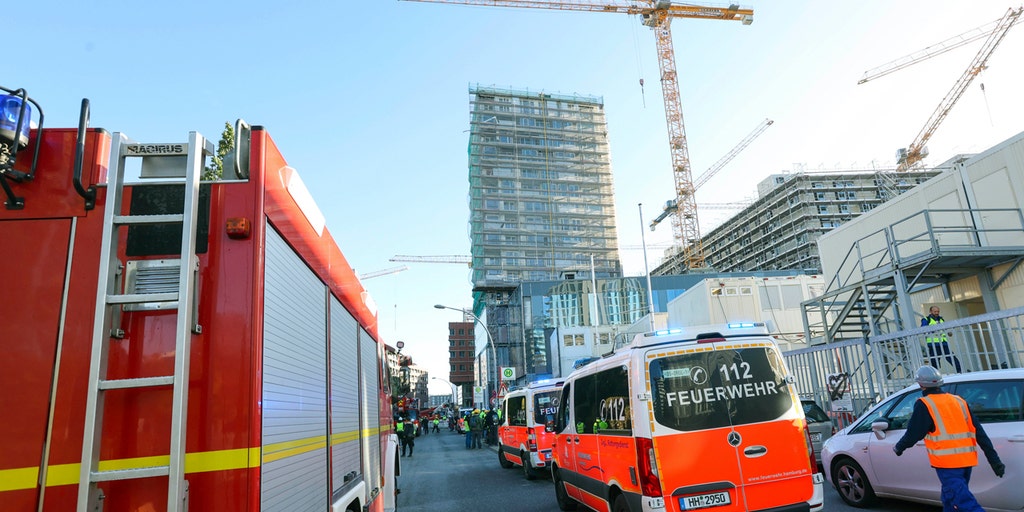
{"left": 78, "top": 132, "right": 213, "bottom": 512}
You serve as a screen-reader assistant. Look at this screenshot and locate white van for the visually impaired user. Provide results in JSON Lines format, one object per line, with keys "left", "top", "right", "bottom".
{"left": 550, "top": 323, "right": 824, "bottom": 512}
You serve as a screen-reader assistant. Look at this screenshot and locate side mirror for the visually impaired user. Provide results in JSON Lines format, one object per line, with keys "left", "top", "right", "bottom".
{"left": 871, "top": 419, "right": 890, "bottom": 440}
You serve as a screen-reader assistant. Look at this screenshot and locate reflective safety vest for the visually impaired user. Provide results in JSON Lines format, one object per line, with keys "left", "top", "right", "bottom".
{"left": 396, "top": 421, "right": 405, "bottom": 433}
{"left": 925, "top": 317, "right": 947, "bottom": 343}
{"left": 920, "top": 394, "right": 978, "bottom": 468}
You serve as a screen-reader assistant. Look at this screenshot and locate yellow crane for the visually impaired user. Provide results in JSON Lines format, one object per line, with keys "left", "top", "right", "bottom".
{"left": 649, "top": 118, "right": 772, "bottom": 231}
{"left": 890, "top": 6, "right": 1022, "bottom": 172}
{"left": 399, "top": 0, "right": 754, "bottom": 270}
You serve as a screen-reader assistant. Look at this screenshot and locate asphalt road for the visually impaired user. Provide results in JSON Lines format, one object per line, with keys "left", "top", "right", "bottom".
{"left": 395, "top": 427, "right": 940, "bottom": 512}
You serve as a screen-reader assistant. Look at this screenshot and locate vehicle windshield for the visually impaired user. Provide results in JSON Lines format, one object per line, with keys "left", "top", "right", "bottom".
{"left": 802, "top": 401, "right": 830, "bottom": 423}
{"left": 649, "top": 346, "right": 794, "bottom": 431}
{"left": 533, "top": 390, "right": 560, "bottom": 425}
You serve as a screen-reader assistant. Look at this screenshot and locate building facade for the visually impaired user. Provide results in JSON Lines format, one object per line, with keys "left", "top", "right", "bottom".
{"left": 446, "top": 320, "right": 475, "bottom": 408}
{"left": 653, "top": 168, "right": 942, "bottom": 275}
{"left": 467, "top": 84, "right": 622, "bottom": 293}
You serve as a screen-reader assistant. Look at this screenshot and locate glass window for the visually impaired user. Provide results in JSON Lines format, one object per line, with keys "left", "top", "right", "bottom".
{"left": 507, "top": 395, "right": 527, "bottom": 427}
{"left": 953, "top": 380, "right": 1024, "bottom": 424}
{"left": 885, "top": 389, "right": 924, "bottom": 431}
{"left": 534, "top": 390, "right": 561, "bottom": 426}
{"left": 649, "top": 347, "right": 793, "bottom": 431}
{"left": 556, "top": 384, "right": 572, "bottom": 432}
{"left": 573, "top": 366, "right": 631, "bottom": 435}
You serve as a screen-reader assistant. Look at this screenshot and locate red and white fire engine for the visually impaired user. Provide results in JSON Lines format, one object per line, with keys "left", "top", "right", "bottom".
{"left": 0, "top": 86, "right": 400, "bottom": 512}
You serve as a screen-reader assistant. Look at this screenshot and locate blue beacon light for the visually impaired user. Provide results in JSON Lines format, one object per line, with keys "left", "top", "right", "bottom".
{"left": 0, "top": 94, "right": 32, "bottom": 148}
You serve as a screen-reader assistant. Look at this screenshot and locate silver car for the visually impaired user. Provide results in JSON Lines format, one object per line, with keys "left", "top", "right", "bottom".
{"left": 820, "top": 368, "right": 1024, "bottom": 511}
{"left": 801, "top": 399, "right": 835, "bottom": 466}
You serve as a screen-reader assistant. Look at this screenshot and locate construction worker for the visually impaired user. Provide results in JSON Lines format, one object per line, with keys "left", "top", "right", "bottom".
{"left": 468, "top": 409, "right": 484, "bottom": 449}
{"left": 893, "top": 366, "right": 1004, "bottom": 512}
{"left": 922, "top": 306, "right": 962, "bottom": 373}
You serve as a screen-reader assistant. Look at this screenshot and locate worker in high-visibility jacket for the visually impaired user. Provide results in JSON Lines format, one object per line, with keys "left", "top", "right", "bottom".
{"left": 894, "top": 366, "right": 1005, "bottom": 512}
{"left": 921, "top": 306, "right": 962, "bottom": 373}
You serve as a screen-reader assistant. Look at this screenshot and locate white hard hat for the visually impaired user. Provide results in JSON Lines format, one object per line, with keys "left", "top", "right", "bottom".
{"left": 915, "top": 365, "right": 944, "bottom": 388}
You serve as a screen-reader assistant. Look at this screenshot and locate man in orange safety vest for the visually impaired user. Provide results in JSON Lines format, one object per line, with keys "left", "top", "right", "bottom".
{"left": 893, "top": 366, "right": 1005, "bottom": 512}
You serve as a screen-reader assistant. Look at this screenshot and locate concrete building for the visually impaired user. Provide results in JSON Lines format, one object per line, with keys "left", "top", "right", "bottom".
{"left": 445, "top": 320, "right": 475, "bottom": 408}
{"left": 493, "top": 271, "right": 810, "bottom": 382}
{"left": 653, "top": 167, "right": 942, "bottom": 275}
{"left": 467, "top": 84, "right": 622, "bottom": 297}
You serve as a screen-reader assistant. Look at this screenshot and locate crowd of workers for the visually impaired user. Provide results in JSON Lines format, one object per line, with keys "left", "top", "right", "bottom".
{"left": 394, "top": 406, "right": 502, "bottom": 456}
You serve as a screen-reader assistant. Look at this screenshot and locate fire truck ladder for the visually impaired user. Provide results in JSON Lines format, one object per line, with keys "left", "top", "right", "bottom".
{"left": 78, "top": 132, "right": 213, "bottom": 512}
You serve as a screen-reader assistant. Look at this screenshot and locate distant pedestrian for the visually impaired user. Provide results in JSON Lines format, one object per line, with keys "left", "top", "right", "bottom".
{"left": 468, "top": 409, "right": 483, "bottom": 449}
{"left": 432, "top": 417, "right": 440, "bottom": 433}
{"left": 893, "top": 366, "right": 1004, "bottom": 512}
{"left": 484, "top": 409, "right": 497, "bottom": 445}
{"left": 400, "top": 417, "right": 416, "bottom": 457}
{"left": 922, "top": 306, "right": 962, "bottom": 373}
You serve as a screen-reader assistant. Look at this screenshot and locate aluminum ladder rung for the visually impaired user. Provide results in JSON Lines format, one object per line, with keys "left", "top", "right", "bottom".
{"left": 106, "top": 292, "right": 179, "bottom": 305}
{"left": 91, "top": 466, "right": 170, "bottom": 482}
{"left": 99, "top": 376, "right": 175, "bottom": 390}
{"left": 113, "top": 214, "right": 184, "bottom": 225}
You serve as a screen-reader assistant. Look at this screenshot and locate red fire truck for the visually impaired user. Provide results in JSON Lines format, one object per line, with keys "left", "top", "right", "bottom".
{"left": 0, "top": 87, "right": 400, "bottom": 512}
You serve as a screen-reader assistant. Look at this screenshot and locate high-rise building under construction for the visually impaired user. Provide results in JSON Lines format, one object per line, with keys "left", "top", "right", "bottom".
{"left": 467, "top": 85, "right": 622, "bottom": 297}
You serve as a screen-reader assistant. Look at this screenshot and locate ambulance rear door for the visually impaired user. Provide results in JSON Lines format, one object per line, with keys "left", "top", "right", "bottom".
{"left": 645, "top": 340, "right": 813, "bottom": 512}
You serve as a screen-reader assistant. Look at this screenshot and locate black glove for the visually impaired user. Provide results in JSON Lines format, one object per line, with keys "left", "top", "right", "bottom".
{"left": 893, "top": 445, "right": 904, "bottom": 456}
{"left": 992, "top": 462, "right": 1005, "bottom": 478}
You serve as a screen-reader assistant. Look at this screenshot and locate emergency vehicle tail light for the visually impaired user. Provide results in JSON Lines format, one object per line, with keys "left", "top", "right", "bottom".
{"left": 636, "top": 437, "right": 663, "bottom": 497}
{"left": 527, "top": 431, "right": 537, "bottom": 452}
{"left": 0, "top": 93, "right": 31, "bottom": 148}
{"left": 802, "top": 420, "right": 819, "bottom": 474}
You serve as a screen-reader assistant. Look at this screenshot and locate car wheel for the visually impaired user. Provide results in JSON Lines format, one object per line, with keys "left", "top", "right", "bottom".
{"left": 832, "top": 457, "right": 877, "bottom": 508}
{"left": 553, "top": 467, "right": 578, "bottom": 511}
{"left": 522, "top": 451, "right": 537, "bottom": 480}
{"left": 498, "top": 448, "right": 514, "bottom": 468}
{"left": 612, "top": 493, "right": 631, "bottom": 512}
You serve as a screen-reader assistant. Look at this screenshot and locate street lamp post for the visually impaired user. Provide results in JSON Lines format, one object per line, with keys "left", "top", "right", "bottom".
{"left": 434, "top": 304, "right": 498, "bottom": 409}
{"left": 431, "top": 376, "right": 459, "bottom": 414}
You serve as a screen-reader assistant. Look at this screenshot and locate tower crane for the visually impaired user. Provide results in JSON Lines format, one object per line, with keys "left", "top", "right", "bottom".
{"left": 891, "top": 6, "right": 1022, "bottom": 172}
{"left": 650, "top": 118, "right": 772, "bottom": 231}
{"left": 358, "top": 265, "right": 409, "bottom": 280}
{"left": 390, "top": 255, "right": 472, "bottom": 266}
{"left": 399, "top": 0, "right": 754, "bottom": 270}
{"left": 858, "top": 13, "right": 1024, "bottom": 85}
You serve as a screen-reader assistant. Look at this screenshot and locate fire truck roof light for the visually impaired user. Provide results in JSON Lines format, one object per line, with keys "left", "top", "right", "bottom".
{"left": 0, "top": 94, "right": 32, "bottom": 148}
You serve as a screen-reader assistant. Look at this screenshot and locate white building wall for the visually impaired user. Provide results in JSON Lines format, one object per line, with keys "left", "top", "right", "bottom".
{"left": 665, "top": 275, "right": 824, "bottom": 351}
{"left": 817, "top": 130, "right": 1024, "bottom": 310}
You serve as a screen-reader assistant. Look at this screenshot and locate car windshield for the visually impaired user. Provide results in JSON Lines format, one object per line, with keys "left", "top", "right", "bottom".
{"left": 649, "top": 346, "right": 794, "bottom": 431}
{"left": 534, "top": 390, "right": 560, "bottom": 425}
{"left": 802, "top": 401, "right": 830, "bottom": 422}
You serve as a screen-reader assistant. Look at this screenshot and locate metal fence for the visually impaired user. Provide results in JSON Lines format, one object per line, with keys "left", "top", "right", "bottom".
{"left": 784, "top": 306, "right": 1024, "bottom": 428}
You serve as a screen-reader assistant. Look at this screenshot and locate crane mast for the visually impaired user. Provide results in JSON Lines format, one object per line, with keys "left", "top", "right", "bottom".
{"left": 400, "top": 0, "right": 753, "bottom": 269}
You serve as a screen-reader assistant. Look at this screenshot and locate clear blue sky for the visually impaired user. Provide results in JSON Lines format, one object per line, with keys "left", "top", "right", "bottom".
{"left": 13, "top": 1, "right": 1024, "bottom": 393}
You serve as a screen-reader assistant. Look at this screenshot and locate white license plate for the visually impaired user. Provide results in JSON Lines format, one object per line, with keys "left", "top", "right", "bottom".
{"left": 680, "top": 491, "right": 731, "bottom": 510}
{"left": 811, "top": 432, "right": 822, "bottom": 442}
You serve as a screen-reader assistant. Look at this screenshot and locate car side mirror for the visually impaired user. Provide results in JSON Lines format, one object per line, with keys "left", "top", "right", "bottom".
{"left": 871, "top": 419, "right": 890, "bottom": 440}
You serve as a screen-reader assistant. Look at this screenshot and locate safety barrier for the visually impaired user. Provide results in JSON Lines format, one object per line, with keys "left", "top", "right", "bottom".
{"left": 785, "top": 305, "right": 1024, "bottom": 429}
